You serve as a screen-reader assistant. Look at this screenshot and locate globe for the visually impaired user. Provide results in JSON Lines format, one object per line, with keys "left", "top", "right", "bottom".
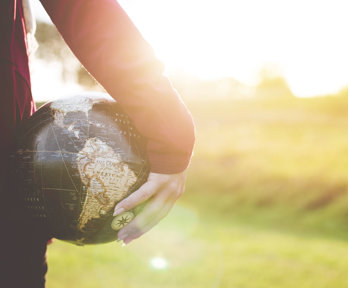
{"left": 15, "top": 93, "right": 149, "bottom": 245}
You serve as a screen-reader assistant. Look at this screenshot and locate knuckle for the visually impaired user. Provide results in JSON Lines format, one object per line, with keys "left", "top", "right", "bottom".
{"left": 120, "top": 198, "right": 134, "bottom": 209}
{"left": 168, "top": 182, "right": 179, "bottom": 191}
{"left": 133, "top": 188, "right": 153, "bottom": 203}
{"left": 141, "top": 187, "right": 153, "bottom": 198}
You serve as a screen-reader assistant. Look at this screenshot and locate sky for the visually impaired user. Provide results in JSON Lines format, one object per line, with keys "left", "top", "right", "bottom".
{"left": 32, "top": 0, "right": 348, "bottom": 98}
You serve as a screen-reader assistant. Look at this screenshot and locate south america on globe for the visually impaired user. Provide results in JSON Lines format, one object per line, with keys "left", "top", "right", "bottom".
{"left": 15, "top": 93, "right": 149, "bottom": 245}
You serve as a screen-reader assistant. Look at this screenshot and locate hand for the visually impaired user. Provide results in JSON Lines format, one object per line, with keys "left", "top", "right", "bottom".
{"left": 113, "top": 171, "right": 186, "bottom": 244}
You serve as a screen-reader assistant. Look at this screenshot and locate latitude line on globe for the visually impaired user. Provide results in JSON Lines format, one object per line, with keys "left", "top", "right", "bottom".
{"left": 23, "top": 150, "right": 79, "bottom": 155}
{"left": 42, "top": 188, "right": 77, "bottom": 192}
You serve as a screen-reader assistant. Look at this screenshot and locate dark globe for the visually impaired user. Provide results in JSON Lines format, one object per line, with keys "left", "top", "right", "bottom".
{"left": 15, "top": 93, "right": 149, "bottom": 245}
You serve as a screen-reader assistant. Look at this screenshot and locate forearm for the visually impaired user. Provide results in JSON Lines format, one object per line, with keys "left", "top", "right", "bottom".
{"left": 40, "top": 0, "right": 195, "bottom": 173}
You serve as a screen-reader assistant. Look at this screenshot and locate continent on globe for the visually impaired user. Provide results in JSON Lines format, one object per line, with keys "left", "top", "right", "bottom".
{"left": 76, "top": 137, "right": 137, "bottom": 231}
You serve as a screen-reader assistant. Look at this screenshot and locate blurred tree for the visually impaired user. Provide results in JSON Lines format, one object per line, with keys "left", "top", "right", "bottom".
{"left": 255, "top": 68, "right": 294, "bottom": 99}
{"left": 35, "top": 21, "right": 70, "bottom": 61}
{"left": 35, "top": 21, "right": 100, "bottom": 88}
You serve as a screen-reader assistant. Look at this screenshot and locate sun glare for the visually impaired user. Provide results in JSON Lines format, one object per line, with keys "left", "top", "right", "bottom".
{"left": 119, "top": 0, "right": 348, "bottom": 97}
{"left": 33, "top": 0, "right": 348, "bottom": 98}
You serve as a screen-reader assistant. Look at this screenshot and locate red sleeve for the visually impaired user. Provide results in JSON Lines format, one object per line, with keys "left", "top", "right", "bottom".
{"left": 39, "top": 0, "right": 195, "bottom": 173}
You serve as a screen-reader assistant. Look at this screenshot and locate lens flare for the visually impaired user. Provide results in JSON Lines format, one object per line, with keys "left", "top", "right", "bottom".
{"left": 150, "top": 257, "right": 168, "bottom": 270}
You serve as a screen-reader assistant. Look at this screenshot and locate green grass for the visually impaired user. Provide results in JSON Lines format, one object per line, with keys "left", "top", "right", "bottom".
{"left": 46, "top": 96, "right": 348, "bottom": 287}
{"left": 47, "top": 204, "right": 348, "bottom": 288}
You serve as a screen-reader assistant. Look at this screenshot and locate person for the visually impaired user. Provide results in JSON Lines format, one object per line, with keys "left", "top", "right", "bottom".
{"left": 0, "top": 0, "right": 195, "bottom": 287}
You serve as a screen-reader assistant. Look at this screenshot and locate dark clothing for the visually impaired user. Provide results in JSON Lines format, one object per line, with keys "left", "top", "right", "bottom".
{"left": 1, "top": 0, "right": 195, "bottom": 287}
{"left": 0, "top": 2, "right": 45, "bottom": 286}
{"left": 0, "top": 221, "right": 49, "bottom": 288}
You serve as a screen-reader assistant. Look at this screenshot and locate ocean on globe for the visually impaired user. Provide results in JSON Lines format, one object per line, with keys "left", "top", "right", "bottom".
{"left": 15, "top": 93, "right": 149, "bottom": 245}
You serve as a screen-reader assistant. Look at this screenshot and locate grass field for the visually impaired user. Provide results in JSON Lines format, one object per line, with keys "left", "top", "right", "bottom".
{"left": 46, "top": 96, "right": 348, "bottom": 287}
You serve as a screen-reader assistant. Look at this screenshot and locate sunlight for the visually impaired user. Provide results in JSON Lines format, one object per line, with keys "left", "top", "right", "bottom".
{"left": 33, "top": 0, "right": 348, "bottom": 97}
{"left": 119, "top": 0, "right": 348, "bottom": 97}
{"left": 149, "top": 257, "right": 168, "bottom": 270}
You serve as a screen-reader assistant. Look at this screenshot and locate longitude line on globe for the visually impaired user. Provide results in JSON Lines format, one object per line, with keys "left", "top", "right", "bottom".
{"left": 49, "top": 123, "right": 79, "bottom": 193}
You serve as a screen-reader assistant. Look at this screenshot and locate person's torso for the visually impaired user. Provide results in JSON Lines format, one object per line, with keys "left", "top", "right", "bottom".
{"left": 0, "top": 0, "right": 35, "bottom": 191}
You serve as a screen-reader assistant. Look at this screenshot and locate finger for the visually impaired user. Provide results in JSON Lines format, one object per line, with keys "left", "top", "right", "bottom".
{"left": 121, "top": 199, "right": 175, "bottom": 244}
{"left": 113, "top": 180, "right": 162, "bottom": 216}
{"left": 113, "top": 172, "right": 183, "bottom": 216}
{"left": 116, "top": 171, "right": 187, "bottom": 243}
{"left": 117, "top": 192, "right": 176, "bottom": 242}
{"left": 174, "top": 181, "right": 186, "bottom": 200}
{"left": 130, "top": 196, "right": 176, "bottom": 241}
{"left": 118, "top": 178, "right": 186, "bottom": 241}
{"left": 118, "top": 192, "right": 171, "bottom": 237}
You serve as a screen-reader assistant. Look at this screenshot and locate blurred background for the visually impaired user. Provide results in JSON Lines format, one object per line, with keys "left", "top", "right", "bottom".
{"left": 32, "top": 0, "right": 348, "bottom": 287}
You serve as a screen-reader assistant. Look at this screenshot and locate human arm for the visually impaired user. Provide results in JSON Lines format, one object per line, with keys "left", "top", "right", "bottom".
{"left": 39, "top": 0, "right": 195, "bottom": 173}
{"left": 39, "top": 0, "right": 195, "bottom": 242}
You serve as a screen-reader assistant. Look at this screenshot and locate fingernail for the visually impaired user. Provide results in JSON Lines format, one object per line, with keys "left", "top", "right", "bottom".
{"left": 113, "top": 207, "right": 125, "bottom": 216}
{"left": 123, "top": 238, "right": 132, "bottom": 245}
{"left": 117, "top": 233, "right": 128, "bottom": 242}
